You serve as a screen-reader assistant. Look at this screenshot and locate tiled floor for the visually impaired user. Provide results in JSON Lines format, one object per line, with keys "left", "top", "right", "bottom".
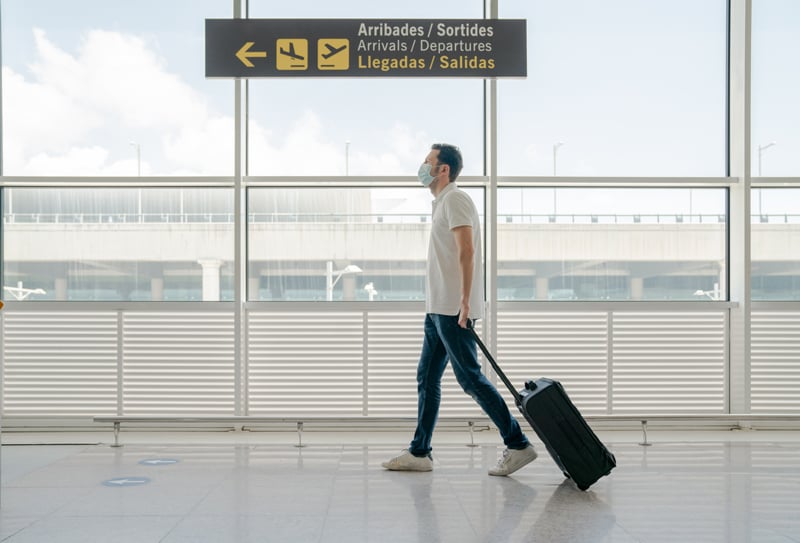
{"left": 1, "top": 429, "right": 799, "bottom": 542}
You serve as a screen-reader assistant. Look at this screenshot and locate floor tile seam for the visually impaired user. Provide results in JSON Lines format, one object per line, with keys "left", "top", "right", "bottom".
{"left": 0, "top": 449, "right": 99, "bottom": 487}
{"left": 4, "top": 484, "right": 98, "bottom": 522}
{"left": 438, "top": 459, "right": 490, "bottom": 541}
{"left": 0, "top": 517, "right": 41, "bottom": 542}
{"left": 0, "top": 510, "right": 107, "bottom": 542}
{"left": 447, "top": 489, "right": 483, "bottom": 540}
{"left": 174, "top": 465, "right": 243, "bottom": 521}
{"left": 315, "top": 448, "right": 357, "bottom": 543}
{"left": 606, "top": 520, "right": 641, "bottom": 543}
{"left": 19, "top": 513, "right": 187, "bottom": 519}
{"left": 317, "top": 485, "right": 334, "bottom": 543}
{"left": 157, "top": 512, "right": 197, "bottom": 543}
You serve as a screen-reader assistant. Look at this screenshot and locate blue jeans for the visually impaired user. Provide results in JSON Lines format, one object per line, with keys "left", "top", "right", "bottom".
{"left": 409, "top": 314, "right": 530, "bottom": 457}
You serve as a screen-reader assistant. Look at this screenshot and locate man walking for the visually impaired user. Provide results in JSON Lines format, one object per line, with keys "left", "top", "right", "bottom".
{"left": 382, "top": 143, "right": 537, "bottom": 476}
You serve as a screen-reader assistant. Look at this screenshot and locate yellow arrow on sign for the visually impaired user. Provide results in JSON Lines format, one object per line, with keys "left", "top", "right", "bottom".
{"left": 236, "top": 42, "right": 267, "bottom": 68}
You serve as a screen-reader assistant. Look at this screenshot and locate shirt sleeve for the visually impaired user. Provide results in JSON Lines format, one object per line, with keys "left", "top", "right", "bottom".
{"left": 446, "top": 191, "right": 475, "bottom": 230}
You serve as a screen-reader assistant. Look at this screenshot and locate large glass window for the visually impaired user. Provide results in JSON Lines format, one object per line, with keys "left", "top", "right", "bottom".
{"left": 752, "top": 188, "right": 800, "bottom": 300}
{"left": 3, "top": 188, "right": 234, "bottom": 301}
{"left": 247, "top": 0, "right": 484, "bottom": 176}
{"left": 752, "top": 0, "right": 800, "bottom": 177}
{"left": 497, "top": 187, "right": 727, "bottom": 300}
{"left": 247, "top": 79, "right": 484, "bottom": 176}
{"left": 498, "top": 0, "right": 727, "bottom": 176}
{"left": 1, "top": 0, "right": 232, "bottom": 176}
{"left": 248, "top": 186, "right": 484, "bottom": 301}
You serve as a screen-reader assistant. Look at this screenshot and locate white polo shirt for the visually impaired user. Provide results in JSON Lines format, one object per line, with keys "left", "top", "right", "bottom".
{"left": 425, "top": 183, "right": 484, "bottom": 319}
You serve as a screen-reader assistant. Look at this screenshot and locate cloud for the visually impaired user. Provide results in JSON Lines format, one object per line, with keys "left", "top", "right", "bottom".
{"left": 249, "top": 110, "right": 340, "bottom": 175}
{"left": 31, "top": 29, "right": 210, "bottom": 130}
{"left": 2, "top": 66, "right": 102, "bottom": 168}
{"left": 161, "top": 116, "right": 234, "bottom": 176}
{"left": 4, "top": 28, "right": 428, "bottom": 177}
{"left": 247, "top": 111, "right": 428, "bottom": 176}
{"left": 4, "top": 28, "right": 228, "bottom": 175}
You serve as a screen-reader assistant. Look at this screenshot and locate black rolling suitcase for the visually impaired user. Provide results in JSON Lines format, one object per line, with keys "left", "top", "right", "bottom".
{"left": 468, "top": 322, "right": 616, "bottom": 490}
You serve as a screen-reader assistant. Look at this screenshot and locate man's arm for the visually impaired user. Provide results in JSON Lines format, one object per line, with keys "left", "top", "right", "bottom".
{"left": 452, "top": 225, "right": 474, "bottom": 328}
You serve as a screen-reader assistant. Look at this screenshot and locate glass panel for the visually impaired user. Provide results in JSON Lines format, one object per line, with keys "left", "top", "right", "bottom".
{"left": 3, "top": 188, "right": 234, "bottom": 301}
{"left": 498, "top": 0, "right": 727, "bottom": 176}
{"left": 248, "top": 187, "right": 484, "bottom": 301}
{"left": 497, "top": 187, "right": 727, "bottom": 300}
{"left": 752, "top": 0, "right": 800, "bottom": 176}
{"left": 752, "top": 188, "right": 800, "bottom": 300}
{"left": 247, "top": 0, "right": 484, "bottom": 176}
{"left": 1, "top": 0, "right": 232, "bottom": 176}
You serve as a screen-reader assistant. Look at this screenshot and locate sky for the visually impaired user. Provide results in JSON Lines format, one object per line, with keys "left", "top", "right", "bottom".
{"left": 1, "top": 0, "right": 798, "bottom": 214}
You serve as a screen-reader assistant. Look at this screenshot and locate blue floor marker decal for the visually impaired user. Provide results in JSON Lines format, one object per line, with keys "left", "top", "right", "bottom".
{"left": 103, "top": 477, "right": 151, "bottom": 487}
{"left": 139, "top": 458, "right": 180, "bottom": 466}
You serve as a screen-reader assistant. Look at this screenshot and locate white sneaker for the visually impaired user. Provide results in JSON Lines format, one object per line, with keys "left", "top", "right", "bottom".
{"left": 488, "top": 444, "right": 538, "bottom": 476}
{"left": 382, "top": 449, "right": 433, "bottom": 472}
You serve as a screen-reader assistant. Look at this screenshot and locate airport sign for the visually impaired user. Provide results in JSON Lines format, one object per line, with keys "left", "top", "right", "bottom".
{"left": 206, "top": 19, "right": 526, "bottom": 78}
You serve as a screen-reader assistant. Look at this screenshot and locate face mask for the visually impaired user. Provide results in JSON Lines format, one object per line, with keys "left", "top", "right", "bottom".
{"left": 418, "top": 163, "right": 437, "bottom": 187}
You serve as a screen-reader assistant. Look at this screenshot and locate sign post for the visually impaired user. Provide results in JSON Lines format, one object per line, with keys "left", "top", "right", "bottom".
{"left": 206, "top": 19, "right": 526, "bottom": 78}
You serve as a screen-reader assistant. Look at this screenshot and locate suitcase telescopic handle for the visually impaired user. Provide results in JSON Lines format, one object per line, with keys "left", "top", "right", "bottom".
{"left": 466, "top": 320, "right": 523, "bottom": 405}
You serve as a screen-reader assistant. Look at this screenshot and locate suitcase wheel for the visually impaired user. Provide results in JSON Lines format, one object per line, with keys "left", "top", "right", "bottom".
{"left": 577, "top": 483, "right": 590, "bottom": 491}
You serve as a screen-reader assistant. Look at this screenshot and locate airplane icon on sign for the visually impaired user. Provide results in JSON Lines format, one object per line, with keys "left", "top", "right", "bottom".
{"left": 322, "top": 43, "right": 347, "bottom": 59}
{"left": 317, "top": 38, "right": 349, "bottom": 70}
{"left": 276, "top": 39, "right": 308, "bottom": 70}
{"left": 280, "top": 42, "right": 305, "bottom": 61}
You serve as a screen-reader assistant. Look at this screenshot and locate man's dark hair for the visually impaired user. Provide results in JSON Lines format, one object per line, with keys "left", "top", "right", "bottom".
{"left": 432, "top": 143, "right": 463, "bottom": 182}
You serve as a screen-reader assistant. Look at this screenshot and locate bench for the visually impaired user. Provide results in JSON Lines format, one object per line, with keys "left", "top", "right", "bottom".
{"left": 94, "top": 414, "right": 800, "bottom": 448}
{"left": 92, "top": 416, "right": 491, "bottom": 448}
{"left": 583, "top": 414, "right": 800, "bottom": 446}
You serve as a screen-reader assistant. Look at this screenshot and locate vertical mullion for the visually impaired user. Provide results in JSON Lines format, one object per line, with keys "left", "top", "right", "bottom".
{"left": 363, "top": 311, "right": 369, "bottom": 416}
{"left": 117, "top": 311, "right": 124, "bottom": 416}
{"left": 607, "top": 311, "right": 614, "bottom": 414}
{"left": 485, "top": 0, "right": 499, "bottom": 360}
{"left": 728, "top": 0, "right": 752, "bottom": 414}
{"left": 233, "top": 0, "right": 247, "bottom": 416}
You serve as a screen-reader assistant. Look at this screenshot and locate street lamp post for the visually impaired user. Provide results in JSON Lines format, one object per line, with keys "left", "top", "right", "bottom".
{"left": 757, "top": 141, "right": 776, "bottom": 177}
{"left": 3, "top": 282, "right": 47, "bottom": 300}
{"left": 552, "top": 142, "right": 564, "bottom": 220}
{"left": 693, "top": 282, "right": 721, "bottom": 300}
{"left": 129, "top": 141, "right": 141, "bottom": 176}
{"left": 345, "top": 140, "right": 351, "bottom": 176}
{"left": 757, "top": 142, "right": 776, "bottom": 218}
{"left": 364, "top": 282, "right": 378, "bottom": 301}
{"left": 129, "top": 141, "right": 142, "bottom": 222}
{"left": 552, "top": 141, "right": 564, "bottom": 176}
{"left": 326, "top": 261, "right": 362, "bottom": 301}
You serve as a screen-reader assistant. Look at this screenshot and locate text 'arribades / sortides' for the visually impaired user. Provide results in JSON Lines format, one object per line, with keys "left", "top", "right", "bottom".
{"left": 356, "top": 21, "right": 499, "bottom": 74}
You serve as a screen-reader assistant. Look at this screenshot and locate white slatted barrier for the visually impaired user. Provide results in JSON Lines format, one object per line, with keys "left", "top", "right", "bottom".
{"left": 495, "top": 309, "right": 728, "bottom": 415}
{"left": 121, "top": 312, "right": 235, "bottom": 415}
{"left": 2, "top": 304, "right": 799, "bottom": 427}
{"left": 611, "top": 311, "right": 727, "bottom": 414}
{"left": 2, "top": 312, "right": 119, "bottom": 418}
{"left": 751, "top": 310, "right": 800, "bottom": 413}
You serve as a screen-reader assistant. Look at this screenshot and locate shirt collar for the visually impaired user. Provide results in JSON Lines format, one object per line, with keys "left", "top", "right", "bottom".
{"left": 432, "top": 182, "right": 457, "bottom": 205}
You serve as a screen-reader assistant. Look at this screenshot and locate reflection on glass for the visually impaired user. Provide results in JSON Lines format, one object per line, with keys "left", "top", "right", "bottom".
{"left": 247, "top": 187, "right": 484, "bottom": 301}
{"left": 3, "top": 188, "right": 234, "bottom": 301}
{"left": 497, "top": 187, "right": 727, "bottom": 301}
